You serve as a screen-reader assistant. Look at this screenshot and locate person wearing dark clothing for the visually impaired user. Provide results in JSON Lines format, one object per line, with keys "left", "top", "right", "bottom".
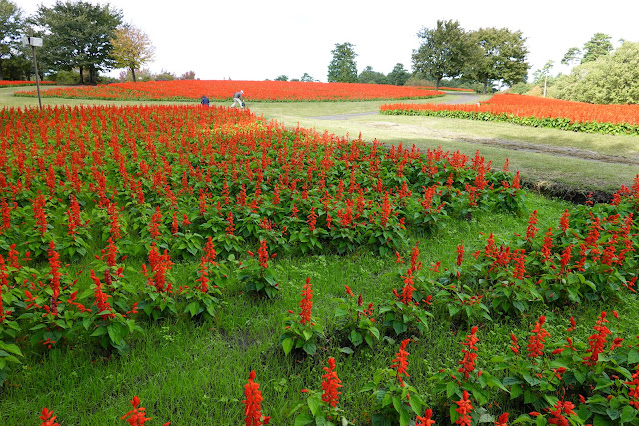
{"left": 200, "top": 95, "right": 210, "bottom": 106}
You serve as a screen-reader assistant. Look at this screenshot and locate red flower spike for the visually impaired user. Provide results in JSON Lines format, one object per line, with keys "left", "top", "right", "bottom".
{"left": 390, "top": 339, "right": 411, "bottom": 387}
{"left": 321, "top": 357, "right": 342, "bottom": 408}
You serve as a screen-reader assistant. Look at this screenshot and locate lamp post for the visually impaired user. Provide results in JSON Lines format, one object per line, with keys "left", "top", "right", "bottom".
{"left": 22, "top": 30, "right": 43, "bottom": 109}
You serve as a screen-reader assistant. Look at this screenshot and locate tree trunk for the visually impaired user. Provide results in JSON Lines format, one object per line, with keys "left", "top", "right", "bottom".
{"left": 0, "top": 59, "right": 4, "bottom": 80}
{"left": 436, "top": 77, "right": 442, "bottom": 91}
{"left": 131, "top": 67, "right": 136, "bottom": 82}
{"left": 79, "top": 66, "right": 84, "bottom": 84}
{"left": 483, "top": 80, "right": 488, "bottom": 94}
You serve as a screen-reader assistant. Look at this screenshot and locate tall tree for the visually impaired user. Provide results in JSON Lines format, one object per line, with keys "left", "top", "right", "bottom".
{"left": 111, "top": 24, "right": 154, "bottom": 82}
{"left": 412, "top": 20, "right": 471, "bottom": 91}
{"left": 561, "top": 47, "right": 582, "bottom": 66}
{"left": 35, "top": 0, "right": 122, "bottom": 84}
{"left": 0, "top": 0, "right": 23, "bottom": 80}
{"left": 581, "top": 33, "right": 613, "bottom": 63}
{"left": 327, "top": 42, "right": 358, "bottom": 83}
{"left": 468, "top": 27, "right": 529, "bottom": 93}
{"left": 386, "top": 63, "right": 410, "bottom": 86}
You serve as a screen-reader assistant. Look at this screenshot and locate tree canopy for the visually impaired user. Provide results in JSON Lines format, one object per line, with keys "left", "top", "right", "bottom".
{"left": 553, "top": 41, "right": 639, "bottom": 104}
{"left": 358, "top": 65, "right": 387, "bottom": 84}
{"left": 111, "top": 23, "right": 154, "bottom": 82}
{"left": 386, "top": 63, "right": 410, "bottom": 86}
{"left": 468, "top": 27, "right": 529, "bottom": 93}
{"left": 35, "top": 0, "right": 122, "bottom": 84}
{"left": 412, "top": 20, "right": 472, "bottom": 90}
{"left": 0, "top": 0, "right": 24, "bottom": 80}
{"left": 327, "top": 42, "right": 358, "bottom": 83}
{"left": 581, "top": 33, "right": 613, "bottom": 63}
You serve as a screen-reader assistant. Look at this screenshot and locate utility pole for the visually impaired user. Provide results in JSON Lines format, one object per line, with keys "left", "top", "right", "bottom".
{"left": 23, "top": 30, "right": 43, "bottom": 109}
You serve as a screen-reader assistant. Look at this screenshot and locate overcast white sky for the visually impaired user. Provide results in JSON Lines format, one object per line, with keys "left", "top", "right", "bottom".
{"left": 16, "top": 0, "right": 639, "bottom": 83}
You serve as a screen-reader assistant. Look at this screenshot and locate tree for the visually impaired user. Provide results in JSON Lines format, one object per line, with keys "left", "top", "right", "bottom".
{"left": 111, "top": 24, "right": 154, "bottom": 82}
{"left": 386, "top": 63, "right": 410, "bottom": 86}
{"left": 561, "top": 47, "right": 581, "bottom": 66}
{"left": 554, "top": 41, "right": 639, "bottom": 104}
{"left": 358, "top": 65, "right": 387, "bottom": 84}
{"left": 327, "top": 42, "right": 358, "bottom": 83}
{"left": 412, "top": 20, "right": 471, "bottom": 91}
{"left": 581, "top": 33, "right": 612, "bottom": 63}
{"left": 35, "top": 0, "right": 122, "bottom": 84}
{"left": 468, "top": 27, "right": 529, "bottom": 93}
{"left": 0, "top": 0, "right": 23, "bottom": 80}
{"left": 300, "top": 72, "right": 314, "bottom": 82}
{"left": 532, "top": 60, "right": 554, "bottom": 86}
{"left": 274, "top": 75, "right": 288, "bottom": 81}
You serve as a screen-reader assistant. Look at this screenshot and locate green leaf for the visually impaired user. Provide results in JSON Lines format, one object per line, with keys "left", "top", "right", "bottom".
{"left": 340, "top": 347, "right": 354, "bottom": 355}
{"left": 446, "top": 380, "right": 459, "bottom": 398}
{"left": 282, "top": 338, "right": 294, "bottom": 355}
{"left": 350, "top": 330, "right": 363, "bottom": 347}
{"left": 302, "top": 341, "right": 316, "bottom": 356}
{"left": 620, "top": 405, "right": 637, "bottom": 424}
{"left": 294, "top": 413, "right": 315, "bottom": 426}
{"left": 90, "top": 326, "right": 108, "bottom": 337}
{"left": 307, "top": 394, "right": 321, "bottom": 416}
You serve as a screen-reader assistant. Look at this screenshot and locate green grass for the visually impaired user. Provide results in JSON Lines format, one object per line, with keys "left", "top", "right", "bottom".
{"left": 1, "top": 88, "right": 638, "bottom": 424}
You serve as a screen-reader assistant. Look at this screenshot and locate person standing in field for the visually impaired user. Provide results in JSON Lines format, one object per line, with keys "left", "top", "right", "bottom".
{"left": 231, "top": 90, "right": 244, "bottom": 108}
{"left": 200, "top": 95, "right": 210, "bottom": 106}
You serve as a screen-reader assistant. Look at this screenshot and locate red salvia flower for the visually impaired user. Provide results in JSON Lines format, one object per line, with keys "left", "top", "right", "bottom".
{"left": 547, "top": 399, "right": 576, "bottom": 426}
{"left": 201, "top": 236, "right": 217, "bottom": 266}
{"left": 560, "top": 244, "right": 574, "bottom": 275}
{"left": 416, "top": 408, "right": 436, "bottom": 426}
{"left": 583, "top": 311, "right": 611, "bottom": 366}
{"left": 47, "top": 241, "right": 61, "bottom": 317}
{"left": 121, "top": 395, "right": 152, "bottom": 426}
{"left": 454, "top": 390, "right": 473, "bottom": 426}
{"left": 306, "top": 206, "right": 317, "bottom": 232}
{"left": 625, "top": 365, "right": 639, "bottom": 409}
{"left": 540, "top": 227, "right": 554, "bottom": 263}
{"left": 243, "top": 371, "right": 270, "bottom": 426}
{"left": 526, "top": 210, "right": 539, "bottom": 241}
{"left": 458, "top": 326, "right": 479, "bottom": 381}
{"left": 390, "top": 338, "right": 410, "bottom": 387}
{"left": 90, "top": 269, "right": 115, "bottom": 320}
{"left": 108, "top": 200, "right": 122, "bottom": 240}
{"left": 559, "top": 209, "right": 570, "bottom": 232}
{"left": 257, "top": 240, "right": 269, "bottom": 269}
{"left": 33, "top": 191, "right": 48, "bottom": 236}
{"left": 512, "top": 249, "right": 526, "bottom": 280}
{"left": 321, "top": 357, "right": 342, "bottom": 408}
{"left": 527, "top": 315, "right": 550, "bottom": 358}
{"left": 456, "top": 243, "right": 464, "bottom": 267}
{"left": 39, "top": 407, "right": 59, "bottom": 426}
{"left": 149, "top": 206, "right": 163, "bottom": 240}
{"left": 225, "top": 211, "right": 235, "bottom": 235}
{"left": 509, "top": 333, "right": 520, "bottom": 355}
{"left": 299, "top": 277, "right": 313, "bottom": 325}
{"left": 495, "top": 413, "right": 509, "bottom": 426}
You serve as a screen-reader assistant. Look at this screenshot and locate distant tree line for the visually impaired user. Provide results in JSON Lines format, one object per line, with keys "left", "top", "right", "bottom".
{"left": 0, "top": 0, "right": 176, "bottom": 84}
{"left": 326, "top": 20, "right": 530, "bottom": 94}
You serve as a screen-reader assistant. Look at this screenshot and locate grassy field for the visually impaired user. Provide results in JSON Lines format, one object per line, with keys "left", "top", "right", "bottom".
{"left": 1, "top": 87, "right": 638, "bottom": 425}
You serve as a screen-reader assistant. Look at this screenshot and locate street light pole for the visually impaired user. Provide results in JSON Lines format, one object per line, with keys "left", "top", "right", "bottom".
{"left": 29, "top": 29, "right": 42, "bottom": 109}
